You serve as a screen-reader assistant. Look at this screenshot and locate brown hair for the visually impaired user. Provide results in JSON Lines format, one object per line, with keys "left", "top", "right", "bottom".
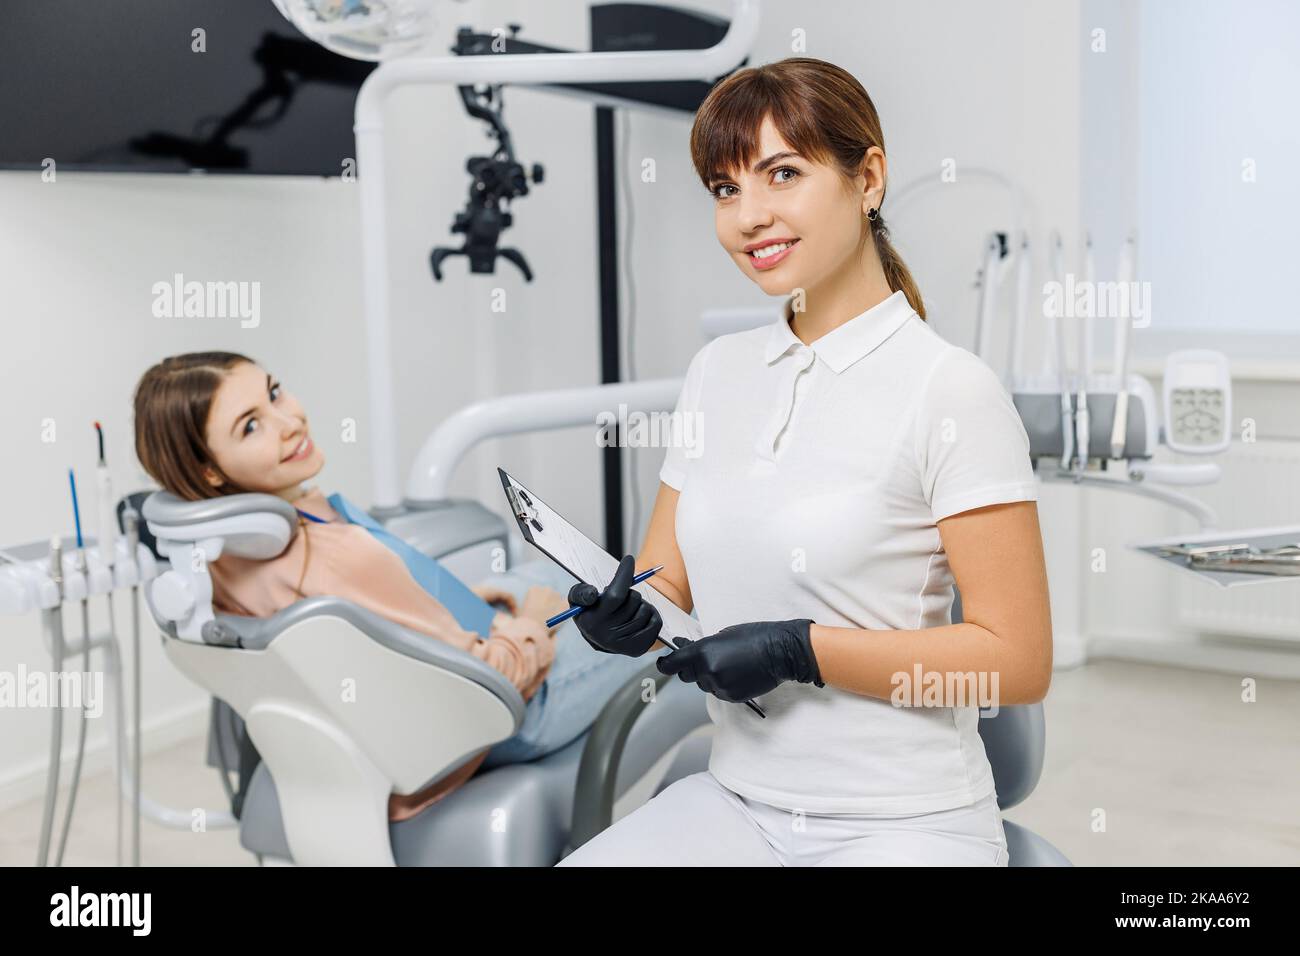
{"left": 134, "top": 352, "right": 318, "bottom": 599}
{"left": 689, "top": 56, "right": 926, "bottom": 320}
{"left": 133, "top": 351, "right": 258, "bottom": 501}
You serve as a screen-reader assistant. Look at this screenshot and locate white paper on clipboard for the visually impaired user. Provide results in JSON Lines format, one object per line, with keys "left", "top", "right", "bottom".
{"left": 497, "top": 467, "right": 702, "bottom": 644}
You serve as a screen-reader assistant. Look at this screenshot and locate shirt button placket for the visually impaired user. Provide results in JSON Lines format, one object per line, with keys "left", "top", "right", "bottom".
{"left": 763, "top": 347, "right": 815, "bottom": 460}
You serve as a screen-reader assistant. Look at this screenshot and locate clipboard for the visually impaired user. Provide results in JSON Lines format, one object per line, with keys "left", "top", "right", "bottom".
{"left": 497, "top": 467, "right": 703, "bottom": 644}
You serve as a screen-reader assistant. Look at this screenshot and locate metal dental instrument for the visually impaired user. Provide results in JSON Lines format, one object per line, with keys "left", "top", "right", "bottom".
{"left": 1050, "top": 231, "right": 1075, "bottom": 472}
{"left": 1009, "top": 231, "right": 1031, "bottom": 387}
{"left": 1075, "top": 232, "right": 1094, "bottom": 475}
{"left": 1109, "top": 234, "right": 1137, "bottom": 460}
{"left": 975, "top": 232, "right": 1004, "bottom": 370}
{"left": 1157, "top": 542, "right": 1300, "bottom": 576}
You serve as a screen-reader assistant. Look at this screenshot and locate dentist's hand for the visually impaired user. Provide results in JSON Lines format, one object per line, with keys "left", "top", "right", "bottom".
{"left": 567, "top": 555, "right": 664, "bottom": 657}
{"left": 656, "top": 619, "right": 823, "bottom": 703}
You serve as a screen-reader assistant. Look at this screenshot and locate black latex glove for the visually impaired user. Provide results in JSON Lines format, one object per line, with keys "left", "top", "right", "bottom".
{"left": 656, "top": 619, "right": 823, "bottom": 703}
{"left": 567, "top": 555, "right": 664, "bottom": 657}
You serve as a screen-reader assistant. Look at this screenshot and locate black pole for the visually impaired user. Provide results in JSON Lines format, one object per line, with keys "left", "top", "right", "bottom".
{"left": 595, "top": 106, "right": 625, "bottom": 558}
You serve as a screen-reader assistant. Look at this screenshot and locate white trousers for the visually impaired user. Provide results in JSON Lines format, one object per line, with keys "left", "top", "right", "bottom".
{"left": 557, "top": 771, "right": 1009, "bottom": 866}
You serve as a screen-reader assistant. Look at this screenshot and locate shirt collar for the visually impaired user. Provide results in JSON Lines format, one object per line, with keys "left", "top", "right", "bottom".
{"left": 763, "top": 289, "right": 916, "bottom": 374}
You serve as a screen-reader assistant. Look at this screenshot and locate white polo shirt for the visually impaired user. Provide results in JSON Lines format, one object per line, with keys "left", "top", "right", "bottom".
{"left": 659, "top": 290, "right": 1038, "bottom": 815}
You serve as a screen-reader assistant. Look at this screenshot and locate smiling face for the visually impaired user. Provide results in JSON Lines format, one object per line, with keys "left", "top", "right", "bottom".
{"left": 710, "top": 114, "right": 886, "bottom": 299}
{"left": 202, "top": 361, "right": 323, "bottom": 498}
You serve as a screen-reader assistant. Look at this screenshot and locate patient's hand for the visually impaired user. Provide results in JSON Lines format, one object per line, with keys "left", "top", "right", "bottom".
{"left": 471, "top": 582, "right": 518, "bottom": 615}
{"left": 518, "top": 586, "right": 569, "bottom": 633}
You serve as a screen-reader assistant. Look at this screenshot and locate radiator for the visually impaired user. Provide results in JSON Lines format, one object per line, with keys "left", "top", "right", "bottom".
{"left": 1175, "top": 439, "right": 1300, "bottom": 642}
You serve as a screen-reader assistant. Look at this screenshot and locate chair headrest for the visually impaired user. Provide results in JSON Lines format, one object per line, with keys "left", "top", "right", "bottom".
{"left": 142, "top": 490, "right": 300, "bottom": 561}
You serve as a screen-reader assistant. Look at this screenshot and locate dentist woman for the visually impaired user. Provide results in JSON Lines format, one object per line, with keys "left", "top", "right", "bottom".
{"left": 558, "top": 57, "right": 1053, "bottom": 866}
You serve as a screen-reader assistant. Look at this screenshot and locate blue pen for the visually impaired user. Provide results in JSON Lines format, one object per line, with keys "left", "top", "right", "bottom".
{"left": 546, "top": 564, "right": 665, "bottom": 627}
{"left": 548, "top": 565, "right": 767, "bottom": 719}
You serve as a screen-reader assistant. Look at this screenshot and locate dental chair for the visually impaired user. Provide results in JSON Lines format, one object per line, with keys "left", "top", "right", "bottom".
{"left": 138, "top": 488, "right": 710, "bottom": 866}
{"left": 136, "top": 483, "right": 1068, "bottom": 867}
{"left": 950, "top": 590, "right": 1071, "bottom": 866}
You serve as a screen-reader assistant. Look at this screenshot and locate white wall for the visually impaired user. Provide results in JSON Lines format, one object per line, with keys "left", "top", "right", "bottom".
{"left": 1078, "top": 0, "right": 1300, "bottom": 668}
{"left": 1137, "top": 0, "right": 1300, "bottom": 336}
{"left": 0, "top": 0, "right": 1084, "bottom": 806}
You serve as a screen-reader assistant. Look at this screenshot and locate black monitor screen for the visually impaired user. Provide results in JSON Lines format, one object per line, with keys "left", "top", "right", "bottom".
{"left": 0, "top": 0, "right": 376, "bottom": 176}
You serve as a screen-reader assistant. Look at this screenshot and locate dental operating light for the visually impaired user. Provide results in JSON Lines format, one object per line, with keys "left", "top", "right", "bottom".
{"left": 270, "top": 0, "right": 451, "bottom": 61}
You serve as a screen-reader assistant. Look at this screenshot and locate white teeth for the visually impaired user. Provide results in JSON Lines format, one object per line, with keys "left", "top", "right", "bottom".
{"left": 751, "top": 241, "right": 793, "bottom": 259}
{"left": 290, "top": 438, "right": 307, "bottom": 458}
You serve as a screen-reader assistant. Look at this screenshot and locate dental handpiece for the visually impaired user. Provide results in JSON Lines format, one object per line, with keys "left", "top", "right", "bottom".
{"left": 1075, "top": 234, "right": 1095, "bottom": 475}
{"left": 1050, "top": 232, "right": 1075, "bottom": 472}
{"left": 96, "top": 422, "right": 117, "bottom": 570}
{"left": 1109, "top": 235, "right": 1137, "bottom": 460}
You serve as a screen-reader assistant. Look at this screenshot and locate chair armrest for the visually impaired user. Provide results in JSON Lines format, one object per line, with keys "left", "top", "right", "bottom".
{"left": 206, "top": 594, "right": 527, "bottom": 727}
{"left": 568, "top": 661, "right": 709, "bottom": 852}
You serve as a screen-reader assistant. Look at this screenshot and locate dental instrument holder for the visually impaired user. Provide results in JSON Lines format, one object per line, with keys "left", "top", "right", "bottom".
{"left": 1014, "top": 374, "right": 1157, "bottom": 469}
{"left": 1133, "top": 524, "right": 1300, "bottom": 586}
{"left": 1013, "top": 371, "right": 1225, "bottom": 529}
{"left": 0, "top": 535, "right": 156, "bottom": 614}
{"left": 1160, "top": 542, "right": 1300, "bottom": 576}
{"left": 0, "top": 532, "right": 159, "bottom": 866}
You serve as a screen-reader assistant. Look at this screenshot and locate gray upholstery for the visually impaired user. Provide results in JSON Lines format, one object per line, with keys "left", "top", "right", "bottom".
{"left": 953, "top": 587, "right": 1068, "bottom": 866}
{"left": 1014, "top": 390, "right": 1151, "bottom": 460}
{"left": 652, "top": 733, "right": 713, "bottom": 798}
{"left": 978, "top": 702, "right": 1045, "bottom": 811}
{"left": 142, "top": 489, "right": 299, "bottom": 526}
{"left": 382, "top": 499, "right": 508, "bottom": 563}
{"left": 1003, "top": 820, "right": 1073, "bottom": 867}
{"left": 142, "top": 490, "right": 300, "bottom": 560}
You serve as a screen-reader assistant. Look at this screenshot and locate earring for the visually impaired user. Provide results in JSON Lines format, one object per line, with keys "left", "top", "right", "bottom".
{"left": 866, "top": 207, "right": 879, "bottom": 222}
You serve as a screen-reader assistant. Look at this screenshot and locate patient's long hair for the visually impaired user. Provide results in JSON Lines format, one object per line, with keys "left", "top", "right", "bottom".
{"left": 133, "top": 351, "right": 258, "bottom": 501}
{"left": 689, "top": 56, "right": 926, "bottom": 320}
{"left": 135, "top": 351, "right": 321, "bottom": 598}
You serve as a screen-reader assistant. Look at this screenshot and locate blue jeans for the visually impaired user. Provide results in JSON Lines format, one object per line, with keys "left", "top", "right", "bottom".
{"left": 473, "top": 559, "right": 672, "bottom": 769}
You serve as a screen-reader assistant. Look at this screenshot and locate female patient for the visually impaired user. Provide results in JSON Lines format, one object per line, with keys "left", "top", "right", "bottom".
{"left": 132, "top": 351, "right": 661, "bottom": 822}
